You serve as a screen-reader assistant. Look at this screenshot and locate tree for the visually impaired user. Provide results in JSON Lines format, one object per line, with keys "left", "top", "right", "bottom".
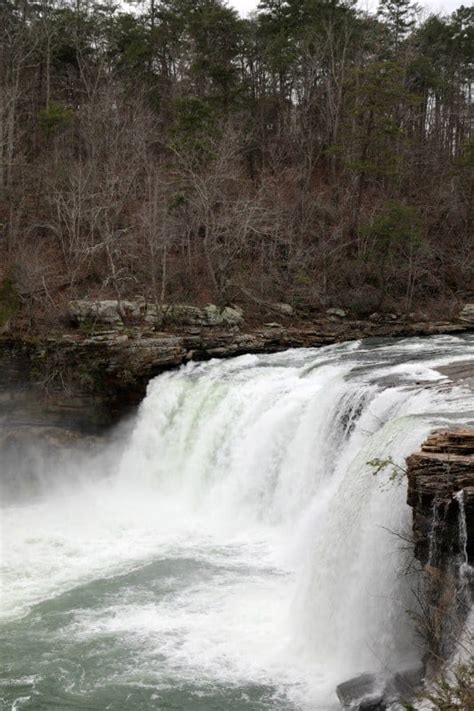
{"left": 378, "top": 0, "right": 418, "bottom": 53}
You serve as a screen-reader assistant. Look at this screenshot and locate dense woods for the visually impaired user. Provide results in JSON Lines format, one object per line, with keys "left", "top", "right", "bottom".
{"left": 0, "top": 0, "right": 473, "bottom": 327}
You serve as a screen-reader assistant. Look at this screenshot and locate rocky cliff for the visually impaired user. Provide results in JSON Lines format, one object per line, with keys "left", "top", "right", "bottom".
{"left": 406, "top": 428, "right": 474, "bottom": 662}
{"left": 1, "top": 316, "right": 470, "bottom": 434}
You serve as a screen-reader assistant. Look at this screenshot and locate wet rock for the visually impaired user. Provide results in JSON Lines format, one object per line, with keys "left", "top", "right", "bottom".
{"left": 336, "top": 673, "right": 384, "bottom": 709}
{"left": 336, "top": 665, "right": 425, "bottom": 710}
{"left": 406, "top": 428, "right": 474, "bottom": 660}
{"left": 384, "top": 663, "right": 425, "bottom": 702}
{"left": 459, "top": 304, "right": 474, "bottom": 323}
{"left": 407, "top": 428, "right": 474, "bottom": 566}
{"left": 1, "top": 319, "right": 471, "bottom": 436}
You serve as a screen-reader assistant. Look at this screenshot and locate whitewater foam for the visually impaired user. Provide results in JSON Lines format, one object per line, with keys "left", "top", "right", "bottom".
{"left": 1, "top": 335, "right": 473, "bottom": 709}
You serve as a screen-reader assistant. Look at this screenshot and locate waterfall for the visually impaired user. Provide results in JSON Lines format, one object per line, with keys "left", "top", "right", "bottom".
{"left": 455, "top": 490, "right": 473, "bottom": 585}
{"left": 1, "top": 335, "right": 473, "bottom": 710}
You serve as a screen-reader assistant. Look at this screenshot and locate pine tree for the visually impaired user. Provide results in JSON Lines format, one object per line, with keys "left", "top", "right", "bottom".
{"left": 378, "top": 0, "right": 417, "bottom": 52}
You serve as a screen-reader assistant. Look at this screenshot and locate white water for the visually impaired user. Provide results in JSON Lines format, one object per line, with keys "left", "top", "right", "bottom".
{"left": 1, "top": 335, "right": 473, "bottom": 710}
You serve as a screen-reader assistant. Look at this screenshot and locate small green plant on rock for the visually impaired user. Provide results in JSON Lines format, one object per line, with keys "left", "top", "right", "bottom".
{"left": 367, "top": 456, "right": 407, "bottom": 487}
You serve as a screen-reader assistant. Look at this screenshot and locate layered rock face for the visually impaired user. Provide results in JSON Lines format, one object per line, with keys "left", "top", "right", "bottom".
{"left": 336, "top": 430, "right": 474, "bottom": 709}
{"left": 406, "top": 428, "right": 474, "bottom": 661}
{"left": 407, "top": 429, "right": 474, "bottom": 566}
{"left": 1, "top": 316, "right": 470, "bottom": 432}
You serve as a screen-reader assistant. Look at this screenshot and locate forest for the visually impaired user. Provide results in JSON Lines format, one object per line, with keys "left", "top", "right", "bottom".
{"left": 0, "top": 0, "right": 473, "bottom": 328}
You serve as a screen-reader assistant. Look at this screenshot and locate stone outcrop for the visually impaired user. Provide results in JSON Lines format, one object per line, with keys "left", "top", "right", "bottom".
{"left": 406, "top": 428, "right": 474, "bottom": 661}
{"left": 336, "top": 427, "right": 474, "bottom": 709}
{"left": 0, "top": 317, "right": 471, "bottom": 438}
{"left": 407, "top": 429, "right": 474, "bottom": 568}
{"left": 68, "top": 300, "right": 244, "bottom": 328}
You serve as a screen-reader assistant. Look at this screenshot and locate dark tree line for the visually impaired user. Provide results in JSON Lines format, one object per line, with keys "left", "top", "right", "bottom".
{"left": 0, "top": 0, "right": 473, "bottom": 326}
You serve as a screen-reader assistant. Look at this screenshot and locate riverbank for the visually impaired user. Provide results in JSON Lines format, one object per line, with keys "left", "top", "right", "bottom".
{"left": 2, "top": 316, "right": 473, "bottom": 433}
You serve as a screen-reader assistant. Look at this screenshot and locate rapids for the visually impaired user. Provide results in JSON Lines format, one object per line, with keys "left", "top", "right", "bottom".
{"left": 1, "top": 335, "right": 473, "bottom": 710}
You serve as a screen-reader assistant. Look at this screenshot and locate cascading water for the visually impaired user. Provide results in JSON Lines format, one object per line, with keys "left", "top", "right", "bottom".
{"left": 454, "top": 490, "right": 474, "bottom": 589}
{"left": 1, "top": 335, "right": 473, "bottom": 710}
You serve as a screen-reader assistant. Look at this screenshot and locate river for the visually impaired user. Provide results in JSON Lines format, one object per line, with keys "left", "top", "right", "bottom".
{"left": 1, "top": 335, "right": 473, "bottom": 710}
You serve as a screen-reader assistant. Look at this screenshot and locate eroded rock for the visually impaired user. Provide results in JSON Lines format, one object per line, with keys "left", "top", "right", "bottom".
{"left": 406, "top": 428, "right": 474, "bottom": 661}
{"left": 459, "top": 304, "right": 474, "bottom": 324}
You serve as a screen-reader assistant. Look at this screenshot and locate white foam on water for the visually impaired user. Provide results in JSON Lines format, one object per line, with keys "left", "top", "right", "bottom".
{"left": 1, "top": 335, "right": 473, "bottom": 709}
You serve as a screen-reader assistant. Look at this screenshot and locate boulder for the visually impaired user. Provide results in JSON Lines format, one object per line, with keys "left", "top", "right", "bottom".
{"left": 203, "top": 304, "right": 244, "bottom": 327}
{"left": 68, "top": 300, "right": 122, "bottom": 326}
{"left": 336, "top": 673, "right": 384, "bottom": 709}
{"left": 336, "top": 665, "right": 425, "bottom": 710}
{"left": 459, "top": 304, "right": 474, "bottom": 324}
{"left": 144, "top": 304, "right": 243, "bottom": 328}
{"left": 327, "top": 308, "right": 347, "bottom": 318}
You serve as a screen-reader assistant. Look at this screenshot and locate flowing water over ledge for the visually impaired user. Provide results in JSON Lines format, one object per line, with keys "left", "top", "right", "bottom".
{"left": 1, "top": 335, "right": 473, "bottom": 710}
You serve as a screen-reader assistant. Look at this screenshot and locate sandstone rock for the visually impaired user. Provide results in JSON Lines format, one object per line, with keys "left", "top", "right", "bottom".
{"left": 459, "top": 304, "right": 474, "bottom": 323}
{"left": 407, "top": 428, "right": 474, "bottom": 565}
{"left": 68, "top": 300, "right": 122, "bottom": 326}
{"left": 144, "top": 304, "right": 243, "bottom": 328}
{"left": 326, "top": 308, "right": 347, "bottom": 318}
{"left": 68, "top": 300, "right": 244, "bottom": 328}
{"left": 406, "top": 428, "right": 474, "bottom": 660}
{"left": 203, "top": 304, "right": 244, "bottom": 327}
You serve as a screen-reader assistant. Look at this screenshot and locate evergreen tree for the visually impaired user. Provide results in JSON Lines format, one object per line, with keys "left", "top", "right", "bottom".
{"left": 378, "top": 0, "right": 417, "bottom": 52}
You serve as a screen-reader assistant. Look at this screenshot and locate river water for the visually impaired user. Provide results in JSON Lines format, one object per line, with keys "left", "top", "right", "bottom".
{"left": 1, "top": 335, "right": 473, "bottom": 710}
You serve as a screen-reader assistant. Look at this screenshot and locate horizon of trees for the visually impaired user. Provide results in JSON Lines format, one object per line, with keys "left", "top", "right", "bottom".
{"left": 0, "top": 0, "right": 473, "bottom": 328}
